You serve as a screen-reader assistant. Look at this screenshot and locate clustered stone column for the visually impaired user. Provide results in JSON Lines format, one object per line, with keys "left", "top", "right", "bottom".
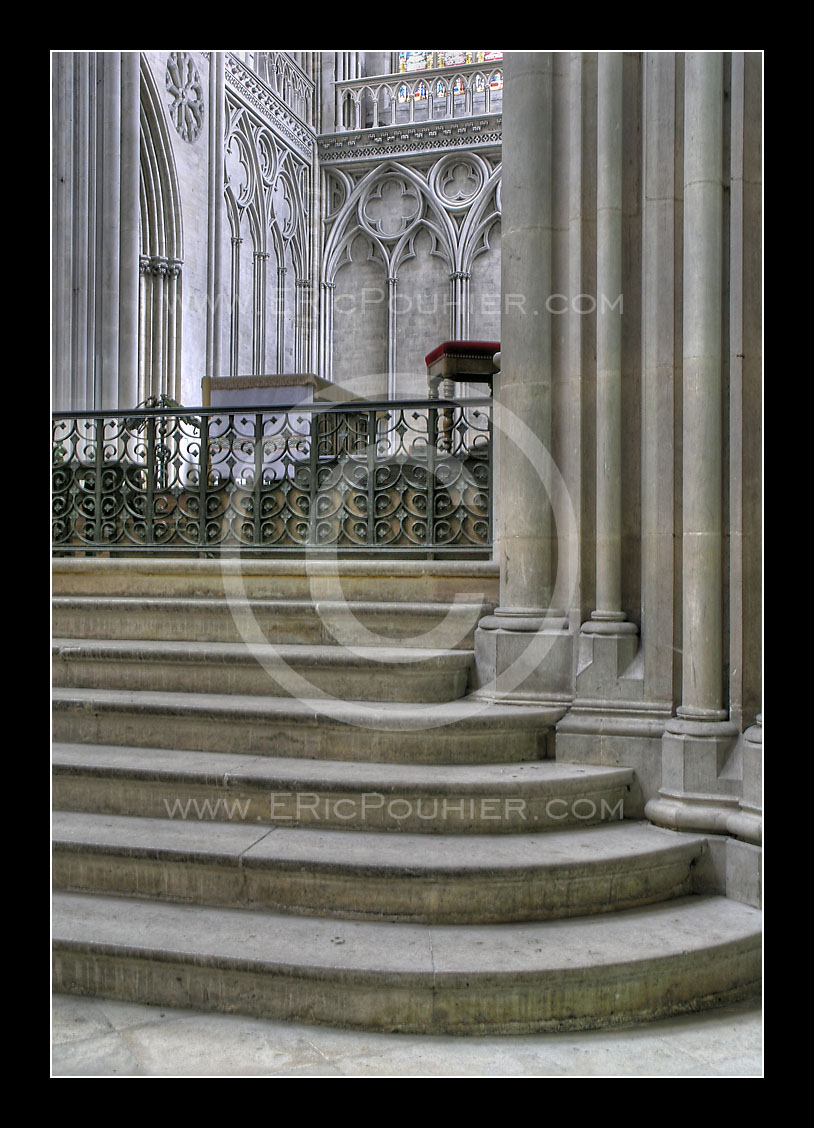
{"left": 52, "top": 52, "right": 141, "bottom": 410}
{"left": 647, "top": 52, "right": 740, "bottom": 830}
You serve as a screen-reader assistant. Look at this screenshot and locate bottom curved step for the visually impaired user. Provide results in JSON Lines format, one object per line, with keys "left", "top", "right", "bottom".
{"left": 53, "top": 891, "right": 761, "bottom": 1035}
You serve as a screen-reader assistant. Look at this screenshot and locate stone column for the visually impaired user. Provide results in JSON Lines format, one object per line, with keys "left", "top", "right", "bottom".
{"left": 138, "top": 256, "right": 150, "bottom": 401}
{"left": 640, "top": 51, "right": 679, "bottom": 709}
{"left": 492, "top": 50, "right": 555, "bottom": 622}
{"left": 204, "top": 51, "right": 226, "bottom": 405}
{"left": 320, "top": 281, "right": 336, "bottom": 382}
{"left": 679, "top": 51, "right": 728, "bottom": 722}
{"left": 276, "top": 266, "right": 287, "bottom": 374}
{"left": 52, "top": 53, "right": 75, "bottom": 411}
{"left": 118, "top": 52, "right": 140, "bottom": 409}
{"left": 99, "top": 51, "right": 122, "bottom": 410}
{"left": 229, "top": 237, "right": 242, "bottom": 376}
{"left": 53, "top": 51, "right": 142, "bottom": 411}
{"left": 647, "top": 52, "right": 739, "bottom": 832}
{"left": 592, "top": 53, "right": 627, "bottom": 625}
{"left": 253, "top": 251, "right": 269, "bottom": 374}
{"left": 474, "top": 52, "right": 572, "bottom": 709}
{"left": 574, "top": 53, "right": 640, "bottom": 701}
{"left": 387, "top": 276, "right": 398, "bottom": 398}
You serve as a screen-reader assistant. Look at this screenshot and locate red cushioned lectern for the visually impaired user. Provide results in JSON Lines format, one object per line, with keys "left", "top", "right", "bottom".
{"left": 424, "top": 340, "right": 500, "bottom": 397}
{"left": 424, "top": 341, "right": 499, "bottom": 451}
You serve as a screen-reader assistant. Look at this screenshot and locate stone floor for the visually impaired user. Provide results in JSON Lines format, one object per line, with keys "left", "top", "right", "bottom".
{"left": 51, "top": 993, "right": 763, "bottom": 1077}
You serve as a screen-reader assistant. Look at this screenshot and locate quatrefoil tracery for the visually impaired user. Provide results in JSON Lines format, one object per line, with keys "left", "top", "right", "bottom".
{"left": 361, "top": 177, "right": 422, "bottom": 239}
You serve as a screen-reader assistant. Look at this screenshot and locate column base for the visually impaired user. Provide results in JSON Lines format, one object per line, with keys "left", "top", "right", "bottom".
{"left": 645, "top": 715, "right": 744, "bottom": 835}
{"left": 575, "top": 618, "right": 642, "bottom": 701}
{"left": 472, "top": 610, "right": 573, "bottom": 709}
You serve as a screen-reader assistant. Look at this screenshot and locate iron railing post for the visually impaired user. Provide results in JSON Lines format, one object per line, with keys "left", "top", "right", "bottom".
{"left": 427, "top": 402, "right": 437, "bottom": 559}
{"left": 366, "top": 407, "right": 376, "bottom": 548}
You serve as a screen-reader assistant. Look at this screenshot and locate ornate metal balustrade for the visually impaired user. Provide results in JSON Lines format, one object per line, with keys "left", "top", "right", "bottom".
{"left": 52, "top": 399, "right": 492, "bottom": 556}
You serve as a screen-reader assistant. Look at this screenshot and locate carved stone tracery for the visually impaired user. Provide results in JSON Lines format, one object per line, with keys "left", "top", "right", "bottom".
{"left": 166, "top": 52, "right": 204, "bottom": 143}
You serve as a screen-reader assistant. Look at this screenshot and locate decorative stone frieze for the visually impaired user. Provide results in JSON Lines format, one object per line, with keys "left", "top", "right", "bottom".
{"left": 318, "top": 115, "right": 502, "bottom": 164}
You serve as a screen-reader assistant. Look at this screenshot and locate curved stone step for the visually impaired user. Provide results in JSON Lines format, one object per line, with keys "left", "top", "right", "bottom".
{"left": 52, "top": 744, "right": 635, "bottom": 832}
{"left": 51, "top": 891, "right": 762, "bottom": 1034}
{"left": 52, "top": 596, "right": 490, "bottom": 650}
{"left": 52, "top": 811, "right": 706, "bottom": 924}
{"left": 52, "top": 639, "right": 473, "bottom": 703}
{"left": 52, "top": 688, "right": 566, "bottom": 764}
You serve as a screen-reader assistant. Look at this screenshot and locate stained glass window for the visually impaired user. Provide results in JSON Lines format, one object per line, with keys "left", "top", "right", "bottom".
{"left": 398, "top": 51, "right": 435, "bottom": 73}
{"left": 397, "top": 51, "right": 503, "bottom": 73}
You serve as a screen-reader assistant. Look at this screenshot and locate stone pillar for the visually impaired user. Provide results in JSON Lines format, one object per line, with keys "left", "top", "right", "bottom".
{"left": 53, "top": 51, "right": 143, "bottom": 411}
{"left": 640, "top": 50, "right": 679, "bottom": 711}
{"left": 387, "top": 276, "right": 398, "bottom": 398}
{"left": 204, "top": 51, "right": 226, "bottom": 405}
{"left": 492, "top": 50, "right": 555, "bottom": 621}
{"left": 592, "top": 53, "right": 627, "bottom": 624}
{"left": 678, "top": 52, "right": 728, "bottom": 721}
{"left": 118, "top": 52, "right": 140, "bottom": 410}
{"left": 52, "top": 52, "right": 76, "bottom": 411}
{"left": 474, "top": 52, "right": 572, "bottom": 709}
{"left": 276, "top": 266, "right": 287, "bottom": 373}
{"left": 647, "top": 53, "right": 739, "bottom": 831}
{"left": 99, "top": 52, "right": 122, "bottom": 409}
{"left": 574, "top": 52, "right": 640, "bottom": 699}
{"left": 253, "top": 251, "right": 269, "bottom": 374}
{"left": 229, "top": 236, "right": 242, "bottom": 376}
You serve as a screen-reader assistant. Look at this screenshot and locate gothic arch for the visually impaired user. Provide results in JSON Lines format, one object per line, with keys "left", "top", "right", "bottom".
{"left": 323, "top": 160, "right": 456, "bottom": 282}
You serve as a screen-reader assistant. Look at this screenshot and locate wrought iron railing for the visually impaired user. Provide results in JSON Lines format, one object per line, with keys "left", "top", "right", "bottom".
{"left": 52, "top": 398, "right": 492, "bottom": 556}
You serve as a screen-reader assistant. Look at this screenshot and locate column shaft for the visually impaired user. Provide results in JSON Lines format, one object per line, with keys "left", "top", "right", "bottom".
{"left": 205, "top": 51, "right": 226, "bottom": 403}
{"left": 593, "top": 52, "right": 625, "bottom": 620}
{"left": 495, "top": 51, "right": 554, "bottom": 617}
{"left": 118, "top": 52, "right": 141, "bottom": 409}
{"left": 99, "top": 52, "right": 122, "bottom": 409}
{"left": 680, "top": 52, "right": 725, "bottom": 718}
{"left": 641, "top": 51, "right": 678, "bottom": 702}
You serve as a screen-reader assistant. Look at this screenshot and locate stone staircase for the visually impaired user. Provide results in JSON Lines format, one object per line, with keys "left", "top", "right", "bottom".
{"left": 52, "top": 557, "right": 762, "bottom": 1035}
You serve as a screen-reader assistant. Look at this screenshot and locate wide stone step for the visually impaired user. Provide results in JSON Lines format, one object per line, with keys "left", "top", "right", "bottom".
{"left": 52, "top": 812, "right": 706, "bottom": 924}
{"left": 51, "top": 558, "right": 500, "bottom": 604}
{"left": 52, "top": 744, "right": 636, "bottom": 832}
{"left": 51, "top": 891, "right": 762, "bottom": 1034}
{"left": 52, "top": 639, "right": 473, "bottom": 703}
{"left": 52, "top": 596, "right": 489, "bottom": 649}
{"left": 52, "top": 688, "right": 566, "bottom": 764}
